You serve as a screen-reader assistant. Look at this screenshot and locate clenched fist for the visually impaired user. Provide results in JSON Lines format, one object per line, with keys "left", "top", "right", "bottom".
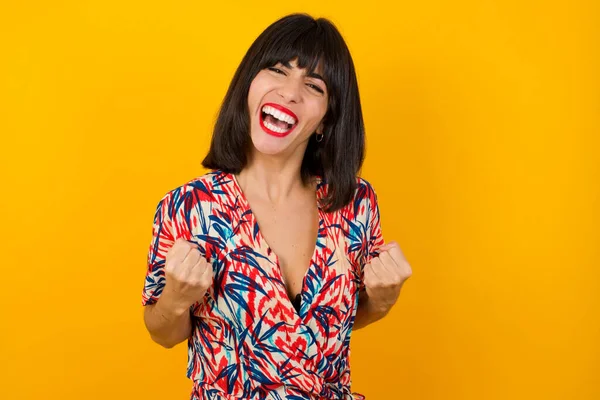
{"left": 363, "top": 241, "right": 412, "bottom": 314}
{"left": 160, "top": 238, "right": 213, "bottom": 315}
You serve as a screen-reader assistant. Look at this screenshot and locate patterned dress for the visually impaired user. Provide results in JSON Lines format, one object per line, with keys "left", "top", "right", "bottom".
{"left": 142, "top": 170, "right": 384, "bottom": 400}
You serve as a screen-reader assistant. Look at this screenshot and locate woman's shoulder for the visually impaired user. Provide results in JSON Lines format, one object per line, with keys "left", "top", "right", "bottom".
{"left": 316, "top": 175, "right": 379, "bottom": 212}
{"left": 318, "top": 175, "right": 377, "bottom": 195}
{"left": 351, "top": 176, "right": 379, "bottom": 206}
{"left": 183, "top": 169, "right": 233, "bottom": 195}
{"left": 156, "top": 169, "right": 234, "bottom": 207}
{"left": 355, "top": 175, "right": 377, "bottom": 192}
{"left": 317, "top": 175, "right": 379, "bottom": 220}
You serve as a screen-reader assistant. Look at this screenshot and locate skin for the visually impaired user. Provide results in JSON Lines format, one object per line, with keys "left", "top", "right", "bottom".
{"left": 143, "top": 58, "right": 412, "bottom": 348}
{"left": 237, "top": 58, "right": 329, "bottom": 303}
{"left": 354, "top": 242, "right": 412, "bottom": 330}
{"left": 143, "top": 239, "right": 212, "bottom": 348}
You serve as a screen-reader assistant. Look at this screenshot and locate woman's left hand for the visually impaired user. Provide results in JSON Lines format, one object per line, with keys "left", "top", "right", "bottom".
{"left": 363, "top": 241, "right": 412, "bottom": 314}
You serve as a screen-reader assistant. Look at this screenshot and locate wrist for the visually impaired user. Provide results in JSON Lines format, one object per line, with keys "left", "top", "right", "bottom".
{"left": 155, "top": 290, "right": 190, "bottom": 319}
{"left": 361, "top": 292, "right": 391, "bottom": 317}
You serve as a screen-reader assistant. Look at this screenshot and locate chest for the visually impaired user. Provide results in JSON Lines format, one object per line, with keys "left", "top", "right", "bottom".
{"left": 247, "top": 194, "right": 320, "bottom": 300}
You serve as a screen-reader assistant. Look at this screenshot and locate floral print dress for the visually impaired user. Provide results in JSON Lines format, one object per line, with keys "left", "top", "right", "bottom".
{"left": 142, "top": 170, "right": 384, "bottom": 399}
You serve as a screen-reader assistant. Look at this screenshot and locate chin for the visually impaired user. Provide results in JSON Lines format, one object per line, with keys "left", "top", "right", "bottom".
{"left": 249, "top": 132, "right": 290, "bottom": 156}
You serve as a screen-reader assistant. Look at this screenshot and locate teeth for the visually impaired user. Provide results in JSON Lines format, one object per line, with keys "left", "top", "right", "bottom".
{"left": 262, "top": 105, "right": 297, "bottom": 125}
{"left": 264, "top": 120, "right": 288, "bottom": 133}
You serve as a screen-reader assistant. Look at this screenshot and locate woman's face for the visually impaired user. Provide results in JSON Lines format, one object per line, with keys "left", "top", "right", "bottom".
{"left": 247, "top": 58, "right": 328, "bottom": 157}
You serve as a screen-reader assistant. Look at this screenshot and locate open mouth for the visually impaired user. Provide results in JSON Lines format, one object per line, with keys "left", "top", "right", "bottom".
{"left": 259, "top": 103, "right": 298, "bottom": 137}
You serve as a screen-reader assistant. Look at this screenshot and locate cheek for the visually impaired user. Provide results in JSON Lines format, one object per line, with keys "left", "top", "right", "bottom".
{"left": 307, "top": 100, "right": 328, "bottom": 125}
{"left": 247, "top": 73, "right": 271, "bottom": 109}
{"left": 247, "top": 81, "right": 261, "bottom": 111}
{"left": 320, "top": 97, "right": 329, "bottom": 117}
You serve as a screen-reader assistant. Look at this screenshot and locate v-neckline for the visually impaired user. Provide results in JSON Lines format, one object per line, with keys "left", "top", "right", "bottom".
{"left": 228, "top": 171, "right": 325, "bottom": 317}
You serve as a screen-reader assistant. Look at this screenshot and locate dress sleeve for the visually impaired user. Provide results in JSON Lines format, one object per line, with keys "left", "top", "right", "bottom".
{"left": 360, "top": 181, "right": 385, "bottom": 291}
{"left": 141, "top": 192, "right": 176, "bottom": 306}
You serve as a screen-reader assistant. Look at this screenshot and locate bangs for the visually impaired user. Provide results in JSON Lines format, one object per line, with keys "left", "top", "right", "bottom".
{"left": 255, "top": 19, "right": 338, "bottom": 89}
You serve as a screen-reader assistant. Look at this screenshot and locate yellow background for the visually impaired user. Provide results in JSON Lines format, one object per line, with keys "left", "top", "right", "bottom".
{"left": 1, "top": 1, "right": 598, "bottom": 399}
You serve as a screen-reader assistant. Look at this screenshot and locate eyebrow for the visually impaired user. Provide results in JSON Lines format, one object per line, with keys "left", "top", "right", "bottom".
{"left": 282, "top": 60, "right": 325, "bottom": 83}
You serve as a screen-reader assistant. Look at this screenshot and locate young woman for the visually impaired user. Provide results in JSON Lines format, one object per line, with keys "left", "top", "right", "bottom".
{"left": 142, "top": 13, "right": 412, "bottom": 400}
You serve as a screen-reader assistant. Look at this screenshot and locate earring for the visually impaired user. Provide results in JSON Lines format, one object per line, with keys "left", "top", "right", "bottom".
{"left": 315, "top": 132, "right": 324, "bottom": 142}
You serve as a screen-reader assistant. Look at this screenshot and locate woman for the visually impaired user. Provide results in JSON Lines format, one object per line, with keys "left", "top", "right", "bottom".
{"left": 142, "top": 13, "right": 412, "bottom": 400}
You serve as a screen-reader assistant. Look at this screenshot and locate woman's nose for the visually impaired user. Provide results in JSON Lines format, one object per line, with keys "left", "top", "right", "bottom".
{"left": 276, "top": 78, "right": 302, "bottom": 103}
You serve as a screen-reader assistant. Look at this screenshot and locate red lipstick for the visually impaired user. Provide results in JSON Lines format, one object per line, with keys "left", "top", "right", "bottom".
{"left": 259, "top": 102, "right": 299, "bottom": 138}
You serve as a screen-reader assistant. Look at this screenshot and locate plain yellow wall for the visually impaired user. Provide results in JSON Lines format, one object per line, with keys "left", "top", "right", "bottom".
{"left": 1, "top": 1, "right": 598, "bottom": 399}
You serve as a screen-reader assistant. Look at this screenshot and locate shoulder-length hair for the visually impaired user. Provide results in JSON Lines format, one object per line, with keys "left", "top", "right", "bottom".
{"left": 202, "top": 13, "right": 366, "bottom": 213}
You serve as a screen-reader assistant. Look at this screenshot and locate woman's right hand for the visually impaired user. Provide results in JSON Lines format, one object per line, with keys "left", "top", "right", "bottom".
{"left": 160, "top": 238, "right": 213, "bottom": 315}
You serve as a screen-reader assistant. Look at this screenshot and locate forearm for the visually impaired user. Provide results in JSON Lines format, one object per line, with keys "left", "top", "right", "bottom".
{"left": 353, "top": 291, "right": 389, "bottom": 330}
{"left": 143, "top": 296, "right": 192, "bottom": 348}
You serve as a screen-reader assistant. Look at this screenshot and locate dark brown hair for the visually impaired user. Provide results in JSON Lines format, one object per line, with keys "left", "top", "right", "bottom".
{"left": 202, "top": 13, "right": 366, "bottom": 212}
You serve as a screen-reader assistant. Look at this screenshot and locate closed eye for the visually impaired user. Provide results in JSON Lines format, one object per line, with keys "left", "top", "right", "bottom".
{"left": 307, "top": 83, "right": 325, "bottom": 94}
{"left": 267, "top": 66, "right": 325, "bottom": 94}
{"left": 267, "top": 67, "right": 285, "bottom": 75}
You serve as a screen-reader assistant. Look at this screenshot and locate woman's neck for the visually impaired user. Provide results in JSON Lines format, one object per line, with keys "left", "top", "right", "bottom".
{"left": 236, "top": 151, "right": 314, "bottom": 206}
